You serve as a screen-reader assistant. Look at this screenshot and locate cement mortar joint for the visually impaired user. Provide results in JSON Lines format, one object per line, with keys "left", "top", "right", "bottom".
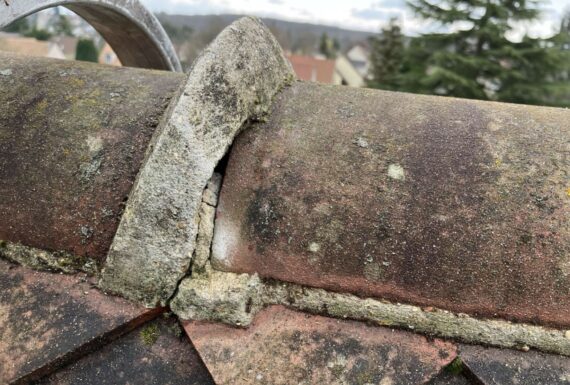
{"left": 172, "top": 268, "right": 570, "bottom": 358}
{"left": 0, "top": 240, "right": 98, "bottom": 275}
{"left": 99, "top": 16, "right": 295, "bottom": 307}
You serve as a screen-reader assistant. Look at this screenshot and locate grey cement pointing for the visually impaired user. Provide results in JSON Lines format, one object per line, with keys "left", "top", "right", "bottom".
{"left": 172, "top": 269, "right": 570, "bottom": 357}
{"left": 0, "top": 240, "right": 98, "bottom": 275}
{"left": 99, "top": 17, "right": 294, "bottom": 307}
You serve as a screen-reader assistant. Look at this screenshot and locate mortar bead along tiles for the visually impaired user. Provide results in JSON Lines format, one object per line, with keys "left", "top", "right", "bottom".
{"left": 171, "top": 268, "right": 570, "bottom": 357}
{"left": 211, "top": 81, "right": 570, "bottom": 329}
{"left": 98, "top": 16, "right": 295, "bottom": 308}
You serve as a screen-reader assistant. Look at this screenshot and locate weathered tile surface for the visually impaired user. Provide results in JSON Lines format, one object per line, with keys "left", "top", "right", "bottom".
{"left": 212, "top": 81, "right": 570, "bottom": 328}
{"left": 183, "top": 305, "right": 457, "bottom": 385}
{"left": 35, "top": 316, "right": 215, "bottom": 385}
{"left": 0, "top": 52, "right": 183, "bottom": 265}
{"left": 0, "top": 260, "right": 160, "bottom": 384}
{"left": 460, "top": 344, "right": 570, "bottom": 385}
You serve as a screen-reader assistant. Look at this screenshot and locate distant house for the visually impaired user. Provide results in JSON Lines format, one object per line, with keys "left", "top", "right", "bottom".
{"left": 335, "top": 55, "right": 364, "bottom": 87}
{"left": 98, "top": 42, "right": 121, "bottom": 66}
{"left": 286, "top": 53, "right": 363, "bottom": 87}
{"left": 347, "top": 43, "right": 370, "bottom": 78}
{"left": 0, "top": 33, "right": 65, "bottom": 59}
{"left": 50, "top": 35, "right": 78, "bottom": 60}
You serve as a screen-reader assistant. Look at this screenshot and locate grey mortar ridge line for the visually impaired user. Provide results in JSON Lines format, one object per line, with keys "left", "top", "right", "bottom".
{"left": 99, "top": 16, "right": 295, "bottom": 307}
{"left": 173, "top": 268, "right": 570, "bottom": 358}
{"left": 0, "top": 240, "right": 99, "bottom": 275}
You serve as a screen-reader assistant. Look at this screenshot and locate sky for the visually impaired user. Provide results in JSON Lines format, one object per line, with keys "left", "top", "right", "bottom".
{"left": 140, "top": 0, "right": 570, "bottom": 39}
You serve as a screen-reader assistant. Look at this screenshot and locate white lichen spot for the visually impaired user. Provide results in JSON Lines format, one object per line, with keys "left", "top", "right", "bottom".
{"left": 388, "top": 164, "right": 405, "bottom": 181}
{"left": 487, "top": 121, "right": 502, "bottom": 131}
{"left": 308, "top": 242, "right": 321, "bottom": 253}
{"left": 363, "top": 262, "right": 384, "bottom": 281}
{"left": 353, "top": 136, "right": 369, "bottom": 148}
{"left": 86, "top": 135, "right": 103, "bottom": 154}
{"left": 0, "top": 68, "right": 12, "bottom": 76}
{"left": 565, "top": 330, "right": 570, "bottom": 340}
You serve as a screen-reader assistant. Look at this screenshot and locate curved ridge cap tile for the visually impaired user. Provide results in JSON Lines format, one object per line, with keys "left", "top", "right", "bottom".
{"left": 0, "top": 0, "right": 181, "bottom": 71}
{"left": 210, "top": 81, "right": 570, "bottom": 328}
{"left": 99, "top": 16, "right": 295, "bottom": 307}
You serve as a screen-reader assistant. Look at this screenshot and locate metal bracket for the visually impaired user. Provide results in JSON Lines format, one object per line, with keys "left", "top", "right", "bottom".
{"left": 1, "top": 0, "right": 182, "bottom": 72}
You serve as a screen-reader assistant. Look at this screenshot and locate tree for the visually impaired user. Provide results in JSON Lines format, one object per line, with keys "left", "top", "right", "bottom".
{"left": 319, "top": 32, "right": 338, "bottom": 59}
{"left": 368, "top": 18, "right": 405, "bottom": 90}
{"left": 26, "top": 28, "right": 52, "bottom": 41}
{"left": 542, "top": 9, "right": 570, "bottom": 107}
{"left": 404, "top": 0, "right": 565, "bottom": 106}
{"left": 161, "top": 20, "right": 193, "bottom": 43}
{"left": 54, "top": 15, "right": 74, "bottom": 37}
{"left": 75, "top": 39, "right": 99, "bottom": 63}
{"left": 2, "top": 18, "right": 30, "bottom": 34}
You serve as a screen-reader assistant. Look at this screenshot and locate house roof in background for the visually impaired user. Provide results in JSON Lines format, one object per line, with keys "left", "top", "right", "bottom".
{"left": 50, "top": 35, "right": 78, "bottom": 58}
{"left": 0, "top": 35, "right": 63, "bottom": 58}
{"left": 287, "top": 54, "right": 336, "bottom": 83}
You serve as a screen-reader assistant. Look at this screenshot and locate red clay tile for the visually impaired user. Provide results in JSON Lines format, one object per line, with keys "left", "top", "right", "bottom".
{"left": 35, "top": 316, "right": 215, "bottom": 385}
{"left": 212, "top": 81, "right": 570, "bottom": 328}
{"left": 287, "top": 54, "right": 336, "bottom": 83}
{"left": 0, "top": 53, "right": 183, "bottom": 265}
{"left": 0, "top": 260, "right": 161, "bottom": 384}
{"left": 460, "top": 344, "right": 570, "bottom": 385}
{"left": 183, "top": 305, "right": 457, "bottom": 385}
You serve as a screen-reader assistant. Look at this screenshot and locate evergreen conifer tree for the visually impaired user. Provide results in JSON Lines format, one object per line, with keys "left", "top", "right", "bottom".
{"left": 368, "top": 18, "right": 405, "bottom": 90}
{"left": 75, "top": 39, "right": 99, "bottom": 63}
{"left": 319, "top": 32, "right": 338, "bottom": 59}
{"left": 404, "top": 0, "right": 564, "bottom": 106}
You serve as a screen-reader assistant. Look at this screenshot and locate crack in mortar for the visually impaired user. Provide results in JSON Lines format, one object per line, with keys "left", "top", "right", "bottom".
{"left": 165, "top": 172, "right": 224, "bottom": 306}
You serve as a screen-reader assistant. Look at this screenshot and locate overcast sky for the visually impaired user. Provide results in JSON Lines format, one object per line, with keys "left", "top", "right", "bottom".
{"left": 140, "top": 0, "right": 570, "bottom": 38}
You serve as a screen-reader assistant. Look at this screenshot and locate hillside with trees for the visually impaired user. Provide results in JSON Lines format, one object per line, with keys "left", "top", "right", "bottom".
{"left": 156, "top": 13, "right": 374, "bottom": 68}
